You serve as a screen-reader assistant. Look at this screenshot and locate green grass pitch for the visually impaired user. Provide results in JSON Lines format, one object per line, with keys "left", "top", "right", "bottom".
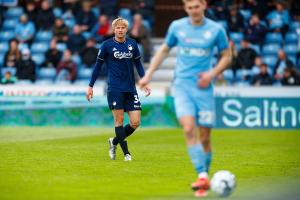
{"left": 0, "top": 127, "right": 299, "bottom": 200}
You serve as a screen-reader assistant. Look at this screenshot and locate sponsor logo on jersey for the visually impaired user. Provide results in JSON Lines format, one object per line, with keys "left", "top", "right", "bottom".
{"left": 178, "top": 47, "right": 210, "bottom": 57}
{"left": 113, "top": 51, "right": 133, "bottom": 59}
{"left": 128, "top": 44, "right": 133, "bottom": 51}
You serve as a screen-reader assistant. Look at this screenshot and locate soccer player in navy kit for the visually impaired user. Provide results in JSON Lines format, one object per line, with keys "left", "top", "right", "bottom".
{"left": 86, "top": 17, "right": 151, "bottom": 161}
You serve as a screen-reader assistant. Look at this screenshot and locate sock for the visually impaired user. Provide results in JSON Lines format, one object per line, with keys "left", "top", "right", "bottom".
{"left": 205, "top": 151, "right": 212, "bottom": 173}
{"left": 112, "top": 124, "right": 136, "bottom": 145}
{"left": 115, "top": 126, "right": 130, "bottom": 155}
{"left": 187, "top": 144, "right": 206, "bottom": 174}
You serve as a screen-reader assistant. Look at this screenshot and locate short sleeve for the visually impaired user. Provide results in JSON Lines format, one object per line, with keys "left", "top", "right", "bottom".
{"left": 165, "top": 22, "right": 178, "bottom": 48}
{"left": 216, "top": 26, "right": 229, "bottom": 52}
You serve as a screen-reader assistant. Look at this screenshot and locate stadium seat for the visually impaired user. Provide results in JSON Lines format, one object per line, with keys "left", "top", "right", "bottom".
{"left": 4, "top": 7, "right": 23, "bottom": 19}
{"left": 265, "top": 33, "right": 283, "bottom": 44}
{"left": 82, "top": 32, "right": 91, "bottom": 39}
{"left": 31, "top": 42, "right": 49, "bottom": 54}
{"left": 229, "top": 32, "right": 244, "bottom": 44}
{"left": 55, "top": 80, "right": 72, "bottom": 85}
{"left": 35, "top": 79, "right": 54, "bottom": 85}
{"left": 288, "top": 56, "right": 297, "bottom": 65}
{"left": 0, "top": 53, "right": 5, "bottom": 66}
{"left": 0, "top": 31, "right": 15, "bottom": 42}
{"left": 283, "top": 44, "right": 298, "bottom": 57}
{"left": 250, "top": 44, "right": 260, "bottom": 54}
{"left": 2, "top": 19, "right": 18, "bottom": 31}
{"left": 53, "top": 8, "right": 63, "bottom": 17}
{"left": 1, "top": 67, "right": 16, "bottom": 76}
{"left": 74, "top": 79, "right": 89, "bottom": 85}
{"left": 262, "top": 44, "right": 281, "bottom": 56}
{"left": 78, "top": 68, "right": 93, "bottom": 80}
{"left": 119, "top": 8, "right": 132, "bottom": 22}
{"left": 0, "top": 42, "right": 9, "bottom": 53}
{"left": 32, "top": 53, "right": 45, "bottom": 66}
{"left": 38, "top": 68, "right": 56, "bottom": 80}
{"left": 91, "top": 7, "right": 100, "bottom": 18}
{"left": 285, "top": 32, "right": 298, "bottom": 44}
{"left": 263, "top": 55, "right": 277, "bottom": 69}
{"left": 71, "top": 54, "right": 82, "bottom": 65}
{"left": 143, "top": 20, "right": 151, "bottom": 31}
{"left": 222, "top": 69, "right": 234, "bottom": 83}
{"left": 64, "top": 18, "right": 76, "bottom": 29}
{"left": 56, "top": 43, "right": 67, "bottom": 52}
{"left": 15, "top": 80, "right": 33, "bottom": 85}
{"left": 35, "top": 31, "right": 53, "bottom": 42}
{"left": 18, "top": 43, "right": 29, "bottom": 51}
{"left": 239, "top": 9, "right": 252, "bottom": 22}
{"left": 289, "top": 21, "right": 300, "bottom": 31}
{"left": 235, "top": 69, "right": 252, "bottom": 82}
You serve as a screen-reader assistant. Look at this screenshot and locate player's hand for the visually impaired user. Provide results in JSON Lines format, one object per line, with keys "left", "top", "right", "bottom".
{"left": 143, "top": 85, "right": 151, "bottom": 97}
{"left": 198, "top": 71, "right": 214, "bottom": 88}
{"left": 86, "top": 86, "right": 93, "bottom": 102}
{"left": 139, "top": 73, "right": 151, "bottom": 88}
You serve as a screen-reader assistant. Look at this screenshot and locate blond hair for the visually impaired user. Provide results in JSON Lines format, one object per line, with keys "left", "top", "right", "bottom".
{"left": 182, "top": 0, "right": 206, "bottom": 4}
{"left": 111, "top": 17, "right": 129, "bottom": 30}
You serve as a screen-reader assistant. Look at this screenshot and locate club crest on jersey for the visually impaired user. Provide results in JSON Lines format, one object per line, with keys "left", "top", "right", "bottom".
{"left": 204, "top": 31, "right": 212, "bottom": 39}
{"left": 112, "top": 47, "right": 117, "bottom": 51}
{"left": 114, "top": 51, "right": 133, "bottom": 59}
{"left": 128, "top": 44, "right": 133, "bottom": 51}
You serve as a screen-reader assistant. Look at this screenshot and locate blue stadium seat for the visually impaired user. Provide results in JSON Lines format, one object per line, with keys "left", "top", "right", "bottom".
{"left": 143, "top": 20, "right": 151, "bottom": 31}
{"left": 250, "top": 44, "right": 260, "bottom": 54}
{"left": 265, "top": 33, "right": 283, "bottom": 44}
{"left": 18, "top": 43, "right": 29, "bottom": 51}
{"left": 74, "top": 79, "right": 89, "bottom": 85}
{"left": 0, "top": 31, "right": 15, "bottom": 41}
{"left": 78, "top": 68, "right": 93, "bottom": 80}
{"left": 5, "top": 7, "right": 23, "bottom": 19}
{"left": 223, "top": 69, "right": 234, "bottom": 83}
{"left": 285, "top": 32, "right": 298, "bottom": 44}
{"left": 235, "top": 69, "right": 252, "bottom": 82}
{"left": 0, "top": 53, "right": 5, "bottom": 66}
{"left": 230, "top": 32, "right": 244, "bottom": 44}
{"left": 71, "top": 54, "right": 82, "bottom": 65}
{"left": 56, "top": 43, "right": 67, "bottom": 52}
{"left": 35, "top": 31, "right": 53, "bottom": 42}
{"left": 289, "top": 21, "right": 300, "bottom": 31}
{"left": 1, "top": 67, "right": 16, "bottom": 76}
{"left": 288, "top": 56, "right": 297, "bottom": 65}
{"left": 53, "top": 8, "right": 62, "bottom": 18}
{"left": 31, "top": 42, "right": 49, "bottom": 54}
{"left": 64, "top": 18, "right": 76, "bottom": 29}
{"left": 0, "top": 42, "right": 9, "bottom": 53}
{"left": 239, "top": 9, "right": 252, "bottom": 22}
{"left": 38, "top": 68, "right": 56, "bottom": 80}
{"left": 82, "top": 32, "right": 91, "bottom": 39}
{"left": 92, "top": 7, "right": 100, "bottom": 18}
{"left": 119, "top": 8, "right": 132, "bottom": 21}
{"left": 283, "top": 44, "right": 298, "bottom": 57}
{"left": 15, "top": 80, "right": 33, "bottom": 85}
{"left": 32, "top": 54, "right": 45, "bottom": 66}
{"left": 2, "top": 19, "right": 18, "bottom": 30}
{"left": 35, "top": 79, "right": 54, "bottom": 85}
{"left": 262, "top": 44, "right": 281, "bottom": 56}
{"left": 263, "top": 55, "right": 277, "bottom": 69}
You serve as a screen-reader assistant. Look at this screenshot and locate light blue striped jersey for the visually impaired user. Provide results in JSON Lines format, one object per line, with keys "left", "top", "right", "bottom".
{"left": 165, "top": 17, "right": 229, "bottom": 85}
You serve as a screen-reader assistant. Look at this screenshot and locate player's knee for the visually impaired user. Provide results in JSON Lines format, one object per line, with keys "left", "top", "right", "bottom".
{"left": 114, "top": 116, "right": 124, "bottom": 126}
{"left": 130, "top": 120, "right": 140, "bottom": 129}
{"left": 183, "top": 124, "right": 194, "bottom": 135}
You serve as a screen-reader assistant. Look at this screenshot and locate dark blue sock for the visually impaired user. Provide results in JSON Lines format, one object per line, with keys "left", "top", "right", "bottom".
{"left": 115, "top": 126, "right": 129, "bottom": 155}
{"left": 112, "top": 124, "right": 136, "bottom": 145}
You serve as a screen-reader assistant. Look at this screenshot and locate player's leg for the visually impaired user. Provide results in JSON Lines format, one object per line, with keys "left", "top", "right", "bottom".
{"left": 112, "top": 109, "right": 130, "bottom": 156}
{"left": 199, "top": 126, "right": 212, "bottom": 172}
{"left": 173, "top": 85, "right": 207, "bottom": 194}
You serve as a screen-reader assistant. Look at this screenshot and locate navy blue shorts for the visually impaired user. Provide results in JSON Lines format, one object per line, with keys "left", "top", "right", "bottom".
{"left": 107, "top": 91, "right": 141, "bottom": 112}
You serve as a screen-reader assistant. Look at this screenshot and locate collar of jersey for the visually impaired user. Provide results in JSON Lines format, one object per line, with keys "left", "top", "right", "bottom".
{"left": 113, "top": 37, "right": 127, "bottom": 44}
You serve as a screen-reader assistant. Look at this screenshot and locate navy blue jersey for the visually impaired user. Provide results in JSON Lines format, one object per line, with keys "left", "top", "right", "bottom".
{"left": 89, "top": 37, "right": 145, "bottom": 92}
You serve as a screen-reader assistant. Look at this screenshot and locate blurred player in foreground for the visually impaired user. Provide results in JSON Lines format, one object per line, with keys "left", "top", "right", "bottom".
{"left": 139, "top": 0, "right": 232, "bottom": 197}
{"left": 87, "top": 17, "right": 151, "bottom": 161}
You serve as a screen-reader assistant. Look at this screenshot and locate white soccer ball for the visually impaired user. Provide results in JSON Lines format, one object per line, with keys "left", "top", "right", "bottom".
{"left": 211, "top": 170, "right": 236, "bottom": 197}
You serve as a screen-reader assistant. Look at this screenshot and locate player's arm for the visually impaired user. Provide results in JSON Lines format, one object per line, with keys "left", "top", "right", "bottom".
{"left": 134, "top": 58, "right": 151, "bottom": 96}
{"left": 86, "top": 59, "right": 104, "bottom": 101}
{"left": 198, "top": 48, "right": 232, "bottom": 88}
{"left": 139, "top": 43, "right": 170, "bottom": 87}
